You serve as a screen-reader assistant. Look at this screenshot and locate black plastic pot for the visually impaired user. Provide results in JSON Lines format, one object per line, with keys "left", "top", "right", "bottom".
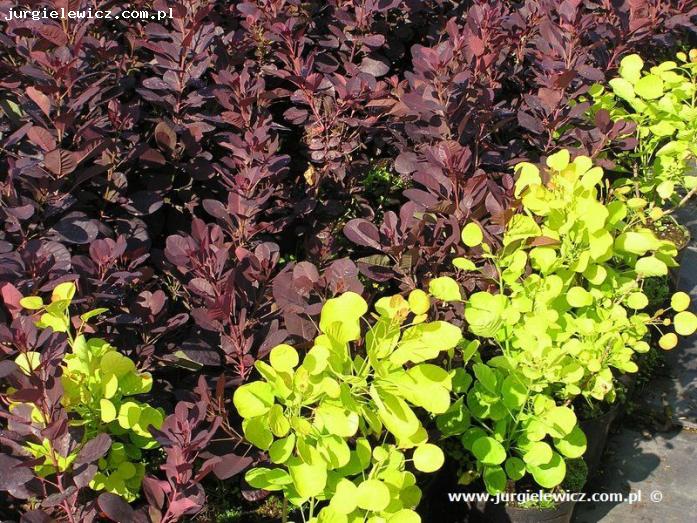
{"left": 469, "top": 500, "right": 576, "bottom": 523}
{"left": 578, "top": 403, "right": 620, "bottom": 480}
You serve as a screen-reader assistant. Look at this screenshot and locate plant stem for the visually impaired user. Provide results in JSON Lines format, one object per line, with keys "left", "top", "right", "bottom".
{"left": 665, "top": 185, "right": 697, "bottom": 216}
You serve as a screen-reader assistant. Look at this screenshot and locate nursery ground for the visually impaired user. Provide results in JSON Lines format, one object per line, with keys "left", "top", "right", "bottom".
{"left": 574, "top": 204, "right": 697, "bottom": 522}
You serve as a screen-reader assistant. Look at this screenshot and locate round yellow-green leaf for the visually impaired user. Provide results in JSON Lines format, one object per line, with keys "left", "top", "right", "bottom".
{"left": 546, "top": 149, "right": 570, "bottom": 172}
{"left": 100, "top": 399, "right": 117, "bottom": 423}
{"left": 269, "top": 434, "right": 295, "bottom": 464}
{"left": 523, "top": 441, "right": 553, "bottom": 466}
{"left": 330, "top": 479, "right": 358, "bottom": 514}
{"left": 51, "top": 282, "right": 76, "bottom": 302}
{"left": 659, "top": 333, "right": 678, "bottom": 350}
{"left": 635, "top": 256, "right": 668, "bottom": 277}
{"left": 19, "top": 296, "right": 43, "bottom": 310}
{"left": 100, "top": 351, "right": 136, "bottom": 378}
{"left": 567, "top": 287, "right": 592, "bottom": 307}
{"left": 619, "top": 54, "right": 644, "bottom": 82}
{"left": 245, "top": 467, "right": 291, "bottom": 491}
{"left": 544, "top": 406, "right": 577, "bottom": 438}
{"left": 387, "top": 509, "right": 420, "bottom": 523}
{"left": 671, "top": 292, "right": 691, "bottom": 312}
{"left": 483, "top": 465, "right": 506, "bottom": 494}
{"left": 527, "top": 452, "right": 566, "bottom": 488}
{"left": 634, "top": 74, "right": 663, "bottom": 99}
{"left": 233, "top": 381, "right": 275, "bottom": 419}
{"left": 356, "top": 479, "right": 391, "bottom": 512}
{"left": 626, "top": 292, "right": 649, "bottom": 310}
{"left": 118, "top": 402, "right": 141, "bottom": 429}
{"left": 472, "top": 437, "right": 506, "bottom": 466}
{"left": 609, "top": 77, "right": 635, "bottom": 101}
{"left": 504, "top": 457, "right": 526, "bottom": 481}
{"left": 657, "top": 181, "right": 675, "bottom": 200}
{"left": 428, "top": 276, "right": 462, "bottom": 302}
{"left": 408, "top": 289, "right": 431, "bottom": 315}
{"left": 674, "top": 311, "right": 697, "bottom": 336}
{"left": 269, "top": 344, "right": 299, "bottom": 372}
{"left": 318, "top": 506, "right": 347, "bottom": 523}
{"left": 553, "top": 426, "right": 587, "bottom": 459}
{"left": 453, "top": 257, "right": 477, "bottom": 271}
{"left": 461, "top": 222, "right": 484, "bottom": 247}
{"left": 413, "top": 443, "right": 444, "bottom": 473}
{"left": 290, "top": 463, "right": 327, "bottom": 499}
{"left": 268, "top": 404, "right": 290, "bottom": 437}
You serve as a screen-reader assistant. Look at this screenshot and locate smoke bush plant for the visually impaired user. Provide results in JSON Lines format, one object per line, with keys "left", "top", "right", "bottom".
{"left": 0, "top": 0, "right": 696, "bottom": 519}
{"left": 234, "top": 291, "right": 463, "bottom": 521}
{"left": 589, "top": 50, "right": 697, "bottom": 210}
{"left": 451, "top": 152, "right": 697, "bottom": 403}
{"left": 8, "top": 283, "right": 162, "bottom": 505}
{"left": 433, "top": 151, "right": 697, "bottom": 493}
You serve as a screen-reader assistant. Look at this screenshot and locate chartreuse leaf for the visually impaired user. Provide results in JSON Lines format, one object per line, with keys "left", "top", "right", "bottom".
{"left": 674, "top": 311, "right": 697, "bottom": 336}
{"left": 428, "top": 276, "right": 462, "bottom": 301}
{"left": 269, "top": 434, "right": 295, "bottom": 464}
{"left": 356, "top": 479, "right": 391, "bottom": 511}
{"left": 609, "top": 77, "right": 635, "bottom": 100}
{"left": 290, "top": 462, "right": 327, "bottom": 498}
{"left": 472, "top": 437, "right": 506, "bottom": 465}
{"left": 413, "top": 444, "right": 444, "bottom": 472}
{"left": 387, "top": 510, "right": 420, "bottom": 523}
{"left": 319, "top": 291, "right": 367, "bottom": 341}
{"left": 408, "top": 289, "right": 430, "bottom": 314}
{"left": 473, "top": 363, "right": 497, "bottom": 393}
{"left": 269, "top": 344, "right": 299, "bottom": 372}
{"left": 523, "top": 441, "right": 553, "bottom": 466}
{"left": 514, "top": 162, "right": 541, "bottom": 197}
{"left": 390, "top": 321, "right": 462, "bottom": 365}
{"left": 543, "top": 406, "right": 577, "bottom": 438}
{"left": 615, "top": 231, "right": 659, "bottom": 255}
{"left": 546, "top": 149, "right": 570, "bottom": 171}
{"left": 330, "top": 479, "right": 358, "bottom": 514}
{"left": 626, "top": 292, "right": 649, "bottom": 310}
{"left": 436, "top": 397, "right": 470, "bottom": 436}
{"left": 501, "top": 375, "right": 527, "bottom": 410}
{"left": 80, "top": 308, "right": 108, "bottom": 322}
{"left": 527, "top": 451, "right": 566, "bottom": 488}
{"left": 659, "top": 333, "right": 678, "bottom": 350}
{"left": 100, "top": 399, "right": 117, "bottom": 423}
{"left": 37, "top": 312, "right": 69, "bottom": 333}
{"left": 505, "top": 457, "right": 526, "bottom": 481}
{"left": 51, "top": 282, "right": 76, "bottom": 302}
{"left": 233, "top": 381, "right": 274, "bottom": 419}
{"left": 483, "top": 466, "right": 506, "bottom": 494}
{"left": 634, "top": 74, "right": 663, "bottom": 99}
{"left": 375, "top": 294, "right": 409, "bottom": 319}
{"left": 461, "top": 222, "right": 484, "bottom": 247}
{"left": 619, "top": 54, "right": 644, "bottom": 82}
{"left": 671, "top": 292, "right": 691, "bottom": 312}
{"left": 245, "top": 467, "right": 292, "bottom": 491}
{"left": 268, "top": 404, "right": 290, "bottom": 437}
{"left": 553, "top": 426, "right": 587, "bottom": 458}
{"left": 19, "top": 296, "right": 43, "bottom": 310}
{"left": 453, "top": 257, "right": 477, "bottom": 271}
{"left": 465, "top": 292, "right": 505, "bottom": 337}
{"left": 567, "top": 287, "right": 592, "bottom": 307}
{"left": 635, "top": 256, "right": 668, "bottom": 276}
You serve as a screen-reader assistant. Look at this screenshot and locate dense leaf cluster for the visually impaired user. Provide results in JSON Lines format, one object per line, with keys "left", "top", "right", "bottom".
{"left": 0, "top": 0, "right": 696, "bottom": 520}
